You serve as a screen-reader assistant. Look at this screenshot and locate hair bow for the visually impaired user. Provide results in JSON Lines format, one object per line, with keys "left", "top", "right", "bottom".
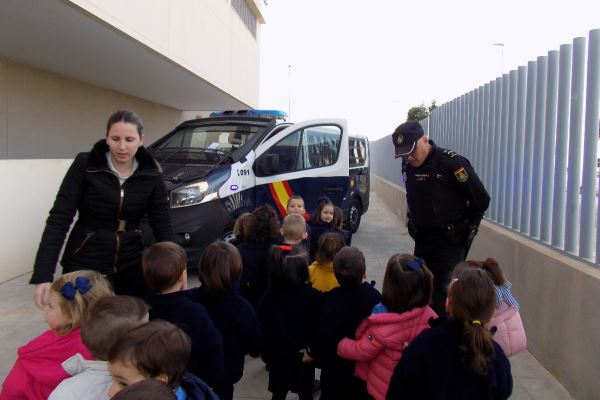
{"left": 407, "top": 257, "right": 425, "bottom": 272}
{"left": 60, "top": 277, "right": 92, "bottom": 300}
{"left": 277, "top": 245, "right": 293, "bottom": 252}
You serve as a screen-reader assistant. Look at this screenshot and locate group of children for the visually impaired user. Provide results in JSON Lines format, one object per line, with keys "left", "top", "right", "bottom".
{"left": 0, "top": 194, "right": 526, "bottom": 400}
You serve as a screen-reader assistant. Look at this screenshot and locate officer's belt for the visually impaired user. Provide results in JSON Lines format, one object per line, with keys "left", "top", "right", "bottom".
{"left": 415, "top": 219, "right": 470, "bottom": 234}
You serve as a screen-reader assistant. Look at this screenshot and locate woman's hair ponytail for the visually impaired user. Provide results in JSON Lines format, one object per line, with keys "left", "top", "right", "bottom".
{"left": 448, "top": 268, "right": 496, "bottom": 376}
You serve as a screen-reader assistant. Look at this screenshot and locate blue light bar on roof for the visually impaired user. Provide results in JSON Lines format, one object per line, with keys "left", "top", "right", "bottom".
{"left": 209, "top": 109, "right": 288, "bottom": 120}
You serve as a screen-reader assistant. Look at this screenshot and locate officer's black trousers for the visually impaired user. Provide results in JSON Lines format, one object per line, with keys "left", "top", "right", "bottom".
{"left": 414, "top": 233, "right": 465, "bottom": 317}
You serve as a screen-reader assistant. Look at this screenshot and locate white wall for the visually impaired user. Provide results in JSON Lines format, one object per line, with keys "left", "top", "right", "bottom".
{"left": 0, "top": 160, "right": 72, "bottom": 282}
{"left": 69, "top": 0, "right": 261, "bottom": 107}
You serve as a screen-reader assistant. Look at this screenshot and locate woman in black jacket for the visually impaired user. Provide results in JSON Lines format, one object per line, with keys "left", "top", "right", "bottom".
{"left": 31, "top": 110, "right": 174, "bottom": 306}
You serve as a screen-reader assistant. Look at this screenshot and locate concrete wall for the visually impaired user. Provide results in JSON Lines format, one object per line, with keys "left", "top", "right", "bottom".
{"left": 69, "top": 0, "right": 261, "bottom": 107}
{"left": 372, "top": 173, "right": 600, "bottom": 400}
{"left": 0, "top": 57, "right": 186, "bottom": 282}
{"left": 0, "top": 57, "right": 183, "bottom": 159}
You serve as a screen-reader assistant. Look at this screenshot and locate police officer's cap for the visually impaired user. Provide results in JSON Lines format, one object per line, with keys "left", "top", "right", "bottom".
{"left": 392, "top": 120, "right": 424, "bottom": 158}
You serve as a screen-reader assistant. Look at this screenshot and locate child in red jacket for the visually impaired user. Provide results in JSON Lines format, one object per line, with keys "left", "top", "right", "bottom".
{"left": 0, "top": 270, "right": 112, "bottom": 399}
{"left": 337, "top": 254, "right": 437, "bottom": 400}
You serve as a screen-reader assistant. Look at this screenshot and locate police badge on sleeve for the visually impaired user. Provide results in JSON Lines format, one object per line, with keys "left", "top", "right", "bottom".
{"left": 453, "top": 167, "right": 468, "bottom": 183}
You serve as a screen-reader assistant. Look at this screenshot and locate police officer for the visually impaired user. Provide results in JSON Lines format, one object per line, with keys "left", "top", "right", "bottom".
{"left": 392, "top": 120, "right": 490, "bottom": 316}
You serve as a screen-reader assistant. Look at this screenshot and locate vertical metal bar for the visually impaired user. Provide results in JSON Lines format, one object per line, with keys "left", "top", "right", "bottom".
{"left": 488, "top": 79, "right": 497, "bottom": 221}
{"left": 483, "top": 82, "right": 492, "bottom": 216}
{"left": 499, "top": 74, "right": 510, "bottom": 224}
{"left": 565, "top": 37, "right": 587, "bottom": 254}
{"left": 540, "top": 51, "right": 559, "bottom": 243}
{"left": 552, "top": 44, "right": 573, "bottom": 248}
{"left": 493, "top": 77, "right": 503, "bottom": 221}
{"left": 521, "top": 60, "right": 537, "bottom": 234}
{"left": 582, "top": 29, "right": 600, "bottom": 261}
{"left": 475, "top": 86, "right": 483, "bottom": 173}
{"left": 530, "top": 56, "right": 548, "bottom": 239}
{"left": 513, "top": 66, "right": 528, "bottom": 230}
{"left": 505, "top": 70, "right": 518, "bottom": 228}
{"left": 462, "top": 94, "right": 466, "bottom": 154}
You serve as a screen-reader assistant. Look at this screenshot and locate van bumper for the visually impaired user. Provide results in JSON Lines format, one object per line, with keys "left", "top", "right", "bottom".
{"left": 169, "top": 200, "right": 233, "bottom": 267}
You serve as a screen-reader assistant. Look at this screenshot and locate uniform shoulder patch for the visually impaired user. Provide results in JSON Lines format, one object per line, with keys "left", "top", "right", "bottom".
{"left": 442, "top": 149, "right": 458, "bottom": 158}
{"left": 454, "top": 166, "right": 468, "bottom": 183}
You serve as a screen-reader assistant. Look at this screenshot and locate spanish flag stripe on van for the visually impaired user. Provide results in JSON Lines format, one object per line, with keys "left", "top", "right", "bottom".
{"left": 268, "top": 181, "right": 294, "bottom": 217}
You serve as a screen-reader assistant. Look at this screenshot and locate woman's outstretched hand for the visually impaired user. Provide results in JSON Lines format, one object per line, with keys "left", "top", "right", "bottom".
{"left": 33, "top": 282, "right": 52, "bottom": 309}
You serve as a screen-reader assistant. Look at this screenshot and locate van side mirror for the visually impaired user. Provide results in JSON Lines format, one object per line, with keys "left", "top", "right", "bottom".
{"left": 256, "top": 154, "right": 280, "bottom": 176}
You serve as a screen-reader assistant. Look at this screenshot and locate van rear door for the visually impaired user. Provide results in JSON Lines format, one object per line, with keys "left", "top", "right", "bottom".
{"left": 253, "top": 119, "right": 349, "bottom": 217}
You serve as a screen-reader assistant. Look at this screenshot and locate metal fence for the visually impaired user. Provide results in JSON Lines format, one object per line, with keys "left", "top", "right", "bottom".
{"left": 372, "top": 28, "right": 600, "bottom": 264}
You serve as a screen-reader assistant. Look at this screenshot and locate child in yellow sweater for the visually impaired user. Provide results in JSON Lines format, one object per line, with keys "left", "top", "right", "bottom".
{"left": 309, "top": 233, "right": 346, "bottom": 292}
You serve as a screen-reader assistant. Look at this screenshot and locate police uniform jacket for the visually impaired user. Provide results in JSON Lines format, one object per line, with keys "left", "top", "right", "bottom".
{"left": 31, "top": 140, "right": 174, "bottom": 283}
{"left": 402, "top": 140, "right": 490, "bottom": 232}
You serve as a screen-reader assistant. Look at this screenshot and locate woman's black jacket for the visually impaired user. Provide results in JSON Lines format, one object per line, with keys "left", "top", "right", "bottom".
{"left": 30, "top": 140, "right": 174, "bottom": 283}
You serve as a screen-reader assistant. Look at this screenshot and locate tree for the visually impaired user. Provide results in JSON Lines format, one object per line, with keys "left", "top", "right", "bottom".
{"left": 406, "top": 104, "right": 429, "bottom": 121}
{"left": 406, "top": 100, "right": 437, "bottom": 121}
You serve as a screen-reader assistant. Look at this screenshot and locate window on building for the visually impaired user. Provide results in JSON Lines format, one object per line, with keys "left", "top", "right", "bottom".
{"left": 232, "top": 0, "right": 257, "bottom": 38}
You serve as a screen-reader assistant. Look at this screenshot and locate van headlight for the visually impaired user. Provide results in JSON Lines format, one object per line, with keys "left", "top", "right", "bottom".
{"left": 169, "top": 167, "right": 230, "bottom": 208}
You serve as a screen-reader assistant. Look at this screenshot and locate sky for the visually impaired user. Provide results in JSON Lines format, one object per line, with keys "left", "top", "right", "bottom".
{"left": 258, "top": 0, "right": 600, "bottom": 140}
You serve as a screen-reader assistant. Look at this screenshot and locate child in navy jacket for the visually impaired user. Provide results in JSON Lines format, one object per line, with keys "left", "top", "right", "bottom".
{"left": 307, "top": 246, "right": 381, "bottom": 400}
{"left": 309, "top": 200, "right": 350, "bottom": 261}
{"left": 258, "top": 246, "right": 322, "bottom": 400}
{"left": 190, "top": 241, "right": 263, "bottom": 400}
{"left": 142, "top": 242, "right": 224, "bottom": 388}
{"left": 237, "top": 205, "right": 280, "bottom": 308}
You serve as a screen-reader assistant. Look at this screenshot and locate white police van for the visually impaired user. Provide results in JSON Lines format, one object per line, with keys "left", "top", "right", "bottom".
{"left": 146, "top": 110, "right": 369, "bottom": 265}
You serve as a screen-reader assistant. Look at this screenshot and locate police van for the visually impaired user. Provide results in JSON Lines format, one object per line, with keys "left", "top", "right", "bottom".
{"left": 146, "top": 110, "right": 369, "bottom": 265}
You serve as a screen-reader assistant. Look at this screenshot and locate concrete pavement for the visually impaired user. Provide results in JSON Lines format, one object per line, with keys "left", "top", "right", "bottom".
{"left": 0, "top": 193, "right": 574, "bottom": 399}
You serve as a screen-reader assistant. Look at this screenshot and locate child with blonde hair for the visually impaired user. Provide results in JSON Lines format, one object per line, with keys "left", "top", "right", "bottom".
{"left": 49, "top": 295, "right": 149, "bottom": 400}
{"left": 386, "top": 268, "right": 513, "bottom": 399}
{"left": 454, "top": 258, "right": 527, "bottom": 357}
{"left": 1, "top": 270, "right": 112, "bottom": 399}
{"left": 281, "top": 214, "right": 309, "bottom": 250}
{"left": 230, "top": 212, "right": 252, "bottom": 246}
{"left": 337, "top": 254, "right": 437, "bottom": 400}
{"left": 308, "top": 232, "right": 345, "bottom": 292}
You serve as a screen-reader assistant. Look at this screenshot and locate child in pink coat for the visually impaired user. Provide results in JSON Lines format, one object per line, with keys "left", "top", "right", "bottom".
{"left": 455, "top": 258, "right": 527, "bottom": 357}
{"left": 337, "top": 254, "right": 437, "bottom": 400}
{"left": 0, "top": 270, "right": 112, "bottom": 400}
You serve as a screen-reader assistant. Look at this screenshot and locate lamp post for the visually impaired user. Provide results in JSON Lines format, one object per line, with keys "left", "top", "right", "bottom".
{"left": 493, "top": 43, "right": 504, "bottom": 75}
{"left": 288, "top": 64, "right": 292, "bottom": 120}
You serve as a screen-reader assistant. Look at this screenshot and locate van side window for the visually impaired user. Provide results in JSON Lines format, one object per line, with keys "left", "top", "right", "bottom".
{"left": 255, "top": 125, "right": 342, "bottom": 177}
{"left": 349, "top": 137, "right": 367, "bottom": 167}
{"left": 255, "top": 131, "right": 302, "bottom": 176}
{"left": 303, "top": 126, "right": 342, "bottom": 168}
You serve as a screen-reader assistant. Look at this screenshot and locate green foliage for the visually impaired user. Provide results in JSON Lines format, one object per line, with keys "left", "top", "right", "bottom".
{"left": 406, "top": 100, "right": 438, "bottom": 122}
{"left": 406, "top": 105, "right": 429, "bottom": 121}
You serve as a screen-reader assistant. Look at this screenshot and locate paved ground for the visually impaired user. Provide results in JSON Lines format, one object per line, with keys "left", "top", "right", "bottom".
{"left": 0, "top": 193, "right": 574, "bottom": 399}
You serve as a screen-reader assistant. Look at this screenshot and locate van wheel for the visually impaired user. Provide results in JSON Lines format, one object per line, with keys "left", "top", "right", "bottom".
{"left": 347, "top": 198, "right": 362, "bottom": 233}
{"left": 221, "top": 220, "right": 236, "bottom": 243}
{"left": 221, "top": 231, "right": 236, "bottom": 243}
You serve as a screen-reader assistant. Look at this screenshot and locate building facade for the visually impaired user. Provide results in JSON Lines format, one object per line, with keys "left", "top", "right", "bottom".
{"left": 0, "top": 0, "right": 266, "bottom": 281}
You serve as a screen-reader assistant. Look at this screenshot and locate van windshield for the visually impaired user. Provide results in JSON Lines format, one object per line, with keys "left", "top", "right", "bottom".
{"left": 152, "top": 124, "right": 262, "bottom": 164}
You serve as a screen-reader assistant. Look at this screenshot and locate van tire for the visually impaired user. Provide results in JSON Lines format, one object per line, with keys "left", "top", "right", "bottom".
{"left": 347, "top": 197, "right": 362, "bottom": 233}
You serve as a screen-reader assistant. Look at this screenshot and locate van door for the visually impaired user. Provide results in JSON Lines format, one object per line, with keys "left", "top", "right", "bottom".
{"left": 253, "top": 119, "right": 349, "bottom": 217}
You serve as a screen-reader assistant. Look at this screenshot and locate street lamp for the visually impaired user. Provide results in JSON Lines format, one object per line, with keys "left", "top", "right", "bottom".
{"left": 288, "top": 64, "right": 292, "bottom": 120}
{"left": 493, "top": 43, "right": 504, "bottom": 75}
